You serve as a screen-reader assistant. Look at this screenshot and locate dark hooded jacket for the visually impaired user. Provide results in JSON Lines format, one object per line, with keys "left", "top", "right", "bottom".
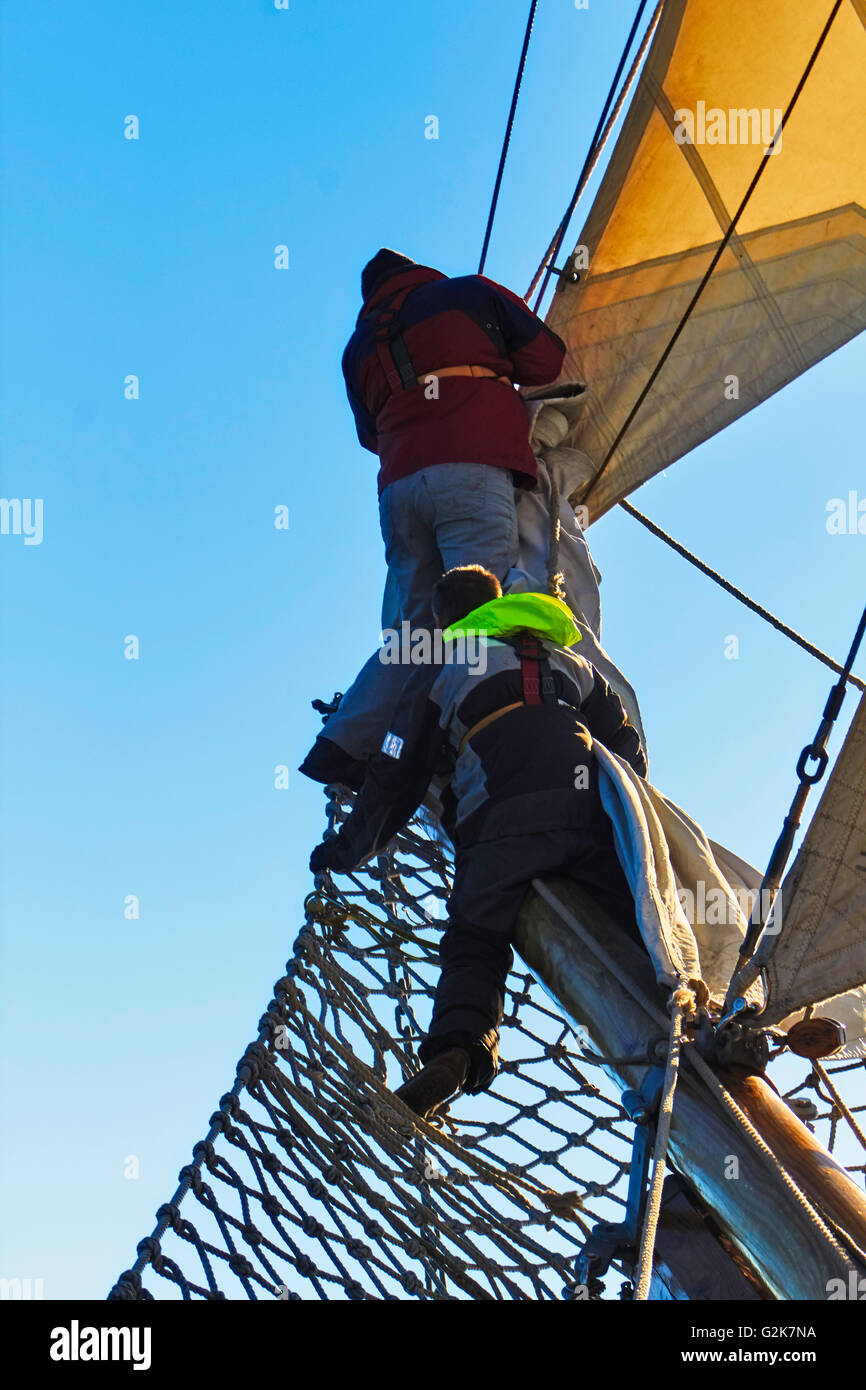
{"left": 326, "top": 593, "right": 647, "bottom": 871}
{"left": 342, "top": 259, "right": 566, "bottom": 494}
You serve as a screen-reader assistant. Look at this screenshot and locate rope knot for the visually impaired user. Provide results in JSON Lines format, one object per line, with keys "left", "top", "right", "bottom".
{"left": 155, "top": 1202, "right": 182, "bottom": 1231}
{"left": 107, "top": 1269, "right": 144, "bottom": 1301}
{"left": 540, "top": 1189, "right": 585, "bottom": 1218}
{"left": 237, "top": 1042, "right": 269, "bottom": 1088}
{"left": 178, "top": 1162, "right": 205, "bottom": 1195}
{"left": 191, "top": 1140, "right": 216, "bottom": 1169}
{"left": 136, "top": 1235, "right": 161, "bottom": 1264}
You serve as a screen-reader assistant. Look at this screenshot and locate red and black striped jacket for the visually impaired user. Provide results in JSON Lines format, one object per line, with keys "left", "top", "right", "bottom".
{"left": 342, "top": 264, "right": 566, "bottom": 494}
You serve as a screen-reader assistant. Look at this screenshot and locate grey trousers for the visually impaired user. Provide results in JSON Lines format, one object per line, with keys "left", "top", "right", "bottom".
{"left": 378, "top": 462, "right": 520, "bottom": 627}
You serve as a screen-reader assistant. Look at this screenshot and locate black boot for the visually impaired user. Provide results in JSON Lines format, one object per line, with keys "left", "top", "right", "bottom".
{"left": 393, "top": 1048, "right": 471, "bottom": 1120}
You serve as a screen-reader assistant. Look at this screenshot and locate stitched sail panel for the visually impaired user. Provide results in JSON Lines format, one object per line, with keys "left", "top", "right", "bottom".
{"left": 756, "top": 693, "right": 866, "bottom": 1036}
{"left": 545, "top": 0, "right": 866, "bottom": 520}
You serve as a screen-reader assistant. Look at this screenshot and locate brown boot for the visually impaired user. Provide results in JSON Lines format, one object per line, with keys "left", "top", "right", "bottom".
{"left": 393, "top": 1048, "right": 471, "bottom": 1120}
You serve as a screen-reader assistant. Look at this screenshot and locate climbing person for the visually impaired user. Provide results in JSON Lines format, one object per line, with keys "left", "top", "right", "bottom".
{"left": 347, "top": 247, "right": 567, "bottom": 622}
{"left": 308, "top": 565, "right": 647, "bottom": 1121}
{"left": 298, "top": 247, "right": 567, "bottom": 792}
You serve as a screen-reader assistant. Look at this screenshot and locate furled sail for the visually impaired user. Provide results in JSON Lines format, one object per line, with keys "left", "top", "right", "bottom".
{"left": 545, "top": 0, "right": 866, "bottom": 521}
{"left": 752, "top": 693, "right": 866, "bottom": 1045}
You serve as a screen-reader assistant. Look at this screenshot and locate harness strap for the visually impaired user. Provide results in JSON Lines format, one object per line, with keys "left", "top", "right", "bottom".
{"left": 371, "top": 290, "right": 512, "bottom": 398}
{"left": 419, "top": 364, "right": 512, "bottom": 386}
{"left": 457, "top": 634, "right": 558, "bottom": 756}
{"left": 458, "top": 702, "right": 524, "bottom": 757}
{"left": 510, "top": 633, "right": 556, "bottom": 706}
{"left": 374, "top": 286, "right": 418, "bottom": 394}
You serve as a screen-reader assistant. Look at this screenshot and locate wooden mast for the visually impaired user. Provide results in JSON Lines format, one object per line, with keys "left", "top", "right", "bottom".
{"left": 514, "top": 875, "right": 866, "bottom": 1300}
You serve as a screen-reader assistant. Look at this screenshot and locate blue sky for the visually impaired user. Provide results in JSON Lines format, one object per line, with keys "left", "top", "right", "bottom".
{"left": 1, "top": 0, "right": 864, "bottom": 1300}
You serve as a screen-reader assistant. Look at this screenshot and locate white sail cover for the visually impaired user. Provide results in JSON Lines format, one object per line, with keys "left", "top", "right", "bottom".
{"left": 546, "top": 0, "right": 866, "bottom": 520}
{"left": 754, "top": 693, "right": 866, "bottom": 1032}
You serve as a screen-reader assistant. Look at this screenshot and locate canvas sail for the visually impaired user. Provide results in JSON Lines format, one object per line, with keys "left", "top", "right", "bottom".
{"left": 750, "top": 693, "right": 866, "bottom": 1040}
{"left": 545, "top": 0, "right": 866, "bottom": 521}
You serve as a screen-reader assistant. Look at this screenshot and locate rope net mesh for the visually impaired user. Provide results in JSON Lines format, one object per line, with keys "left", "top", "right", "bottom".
{"left": 109, "top": 787, "right": 866, "bottom": 1301}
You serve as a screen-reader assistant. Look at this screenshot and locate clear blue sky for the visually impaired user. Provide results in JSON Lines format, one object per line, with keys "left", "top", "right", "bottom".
{"left": 1, "top": 0, "right": 863, "bottom": 1300}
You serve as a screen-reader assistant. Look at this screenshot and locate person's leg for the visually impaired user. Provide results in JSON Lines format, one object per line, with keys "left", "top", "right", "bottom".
{"left": 378, "top": 472, "right": 442, "bottom": 628}
{"left": 426, "top": 462, "right": 520, "bottom": 588}
{"left": 298, "top": 649, "right": 412, "bottom": 786}
{"left": 561, "top": 823, "right": 645, "bottom": 950}
{"left": 419, "top": 750, "right": 643, "bottom": 1093}
{"left": 419, "top": 827, "right": 589, "bottom": 1093}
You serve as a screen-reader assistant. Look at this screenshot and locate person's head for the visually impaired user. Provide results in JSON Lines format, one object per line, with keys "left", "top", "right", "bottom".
{"left": 432, "top": 565, "right": 502, "bottom": 629}
{"left": 361, "top": 248, "right": 416, "bottom": 302}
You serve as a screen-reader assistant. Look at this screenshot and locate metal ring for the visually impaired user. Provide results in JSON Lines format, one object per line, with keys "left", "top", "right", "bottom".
{"left": 795, "top": 744, "right": 829, "bottom": 784}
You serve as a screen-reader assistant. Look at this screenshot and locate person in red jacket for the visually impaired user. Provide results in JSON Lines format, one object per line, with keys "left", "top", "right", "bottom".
{"left": 299, "top": 249, "right": 567, "bottom": 792}
{"left": 343, "top": 247, "right": 567, "bottom": 628}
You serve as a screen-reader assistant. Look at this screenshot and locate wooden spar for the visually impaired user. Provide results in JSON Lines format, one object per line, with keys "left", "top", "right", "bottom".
{"left": 725, "top": 1074, "right": 866, "bottom": 1254}
{"left": 649, "top": 1175, "right": 767, "bottom": 1300}
{"left": 514, "top": 875, "right": 866, "bottom": 1301}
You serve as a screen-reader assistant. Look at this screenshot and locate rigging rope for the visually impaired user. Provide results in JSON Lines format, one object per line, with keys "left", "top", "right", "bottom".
{"left": 726, "top": 599, "right": 866, "bottom": 1003}
{"left": 109, "top": 793, "right": 865, "bottom": 1300}
{"left": 684, "top": 1044, "right": 862, "bottom": 1276}
{"left": 581, "top": 0, "right": 845, "bottom": 512}
{"left": 477, "top": 0, "right": 538, "bottom": 276}
{"left": 526, "top": 0, "right": 661, "bottom": 311}
{"left": 545, "top": 469, "right": 566, "bottom": 601}
{"left": 619, "top": 499, "right": 866, "bottom": 694}
{"left": 811, "top": 1061, "right": 866, "bottom": 1157}
{"left": 108, "top": 1, "right": 866, "bottom": 1303}
{"left": 532, "top": 879, "right": 862, "bottom": 1283}
{"left": 632, "top": 987, "right": 694, "bottom": 1300}
{"left": 110, "top": 793, "right": 637, "bottom": 1301}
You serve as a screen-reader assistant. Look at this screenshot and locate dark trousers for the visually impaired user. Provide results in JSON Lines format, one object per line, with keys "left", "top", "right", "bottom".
{"left": 417, "top": 807, "right": 643, "bottom": 1093}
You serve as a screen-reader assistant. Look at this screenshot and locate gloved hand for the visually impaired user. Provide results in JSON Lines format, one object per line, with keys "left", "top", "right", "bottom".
{"left": 310, "top": 838, "right": 347, "bottom": 874}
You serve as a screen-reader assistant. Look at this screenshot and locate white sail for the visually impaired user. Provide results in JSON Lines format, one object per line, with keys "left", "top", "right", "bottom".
{"left": 545, "top": 0, "right": 866, "bottom": 520}
{"left": 754, "top": 692, "right": 866, "bottom": 1047}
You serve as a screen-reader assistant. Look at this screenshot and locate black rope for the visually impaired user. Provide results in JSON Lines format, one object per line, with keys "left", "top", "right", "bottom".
{"left": 529, "top": 0, "right": 651, "bottom": 313}
{"left": 620, "top": 500, "right": 866, "bottom": 694}
{"left": 582, "top": 0, "right": 845, "bottom": 511}
{"left": 478, "top": 0, "right": 539, "bottom": 276}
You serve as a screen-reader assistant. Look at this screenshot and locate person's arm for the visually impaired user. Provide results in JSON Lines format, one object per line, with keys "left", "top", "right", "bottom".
{"left": 342, "top": 343, "right": 379, "bottom": 453}
{"left": 477, "top": 275, "right": 566, "bottom": 387}
{"left": 580, "top": 669, "right": 648, "bottom": 777}
{"left": 310, "top": 666, "right": 446, "bottom": 872}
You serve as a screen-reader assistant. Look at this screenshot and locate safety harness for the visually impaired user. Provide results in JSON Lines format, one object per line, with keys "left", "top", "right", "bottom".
{"left": 457, "top": 632, "right": 558, "bottom": 755}
{"left": 373, "top": 285, "right": 419, "bottom": 394}
{"left": 372, "top": 285, "right": 511, "bottom": 398}
{"left": 511, "top": 632, "right": 556, "bottom": 706}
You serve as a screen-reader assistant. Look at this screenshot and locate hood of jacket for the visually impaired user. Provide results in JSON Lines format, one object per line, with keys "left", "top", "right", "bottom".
{"left": 357, "top": 264, "right": 447, "bottom": 323}
{"left": 443, "top": 591, "right": 582, "bottom": 648}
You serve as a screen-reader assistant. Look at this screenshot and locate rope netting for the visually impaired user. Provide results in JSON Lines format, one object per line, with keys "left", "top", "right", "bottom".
{"left": 109, "top": 787, "right": 866, "bottom": 1301}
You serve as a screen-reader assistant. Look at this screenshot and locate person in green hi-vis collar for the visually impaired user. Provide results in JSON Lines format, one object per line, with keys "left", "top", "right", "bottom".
{"left": 310, "top": 565, "right": 647, "bottom": 1121}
